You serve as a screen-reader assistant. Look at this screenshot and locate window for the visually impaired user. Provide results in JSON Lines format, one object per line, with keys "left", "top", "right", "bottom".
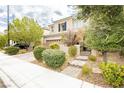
{"left": 63, "top": 22, "right": 67, "bottom": 31}
{"left": 58, "top": 22, "right": 67, "bottom": 32}
{"left": 58, "top": 24, "right": 61, "bottom": 32}
{"left": 51, "top": 26, "right": 54, "bottom": 32}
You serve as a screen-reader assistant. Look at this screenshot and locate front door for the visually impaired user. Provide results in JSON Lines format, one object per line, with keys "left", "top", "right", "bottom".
{"left": 80, "top": 42, "right": 91, "bottom": 56}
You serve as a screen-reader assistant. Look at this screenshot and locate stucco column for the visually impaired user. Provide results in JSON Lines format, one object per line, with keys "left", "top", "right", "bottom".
{"left": 75, "top": 45, "right": 80, "bottom": 56}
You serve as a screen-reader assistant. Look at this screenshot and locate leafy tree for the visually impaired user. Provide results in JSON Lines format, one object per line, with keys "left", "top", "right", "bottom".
{"left": 9, "top": 17, "right": 44, "bottom": 49}
{"left": 76, "top": 5, "right": 124, "bottom": 62}
{"left": 0, "top": 34, "right": 7, "bottom": 49}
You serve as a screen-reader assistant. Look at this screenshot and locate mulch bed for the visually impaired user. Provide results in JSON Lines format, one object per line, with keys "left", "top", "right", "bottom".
{"left": 78, "top": 60, "right": 124, "bottom": 88}
{"left": 31, "top": 59, "right": 124, "bottom": 88}
{"left": 78, "top": 73, "right": 112, "bottom": 88}
{"left": 0, "top": 79, "right": 6, "bottom": 88}
{"left": 31, "top": 60, "right": 69, "bottom": 72}
{"left": 31, "top": 60, "right": 112, "bottom": 88}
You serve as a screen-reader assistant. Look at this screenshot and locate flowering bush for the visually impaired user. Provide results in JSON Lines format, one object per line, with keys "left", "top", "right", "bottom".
{"left": 99, "top": 62, "right": 124, "bottom": 87}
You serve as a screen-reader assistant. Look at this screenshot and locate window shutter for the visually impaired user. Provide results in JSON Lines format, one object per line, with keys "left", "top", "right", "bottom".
{"left": 58, "top": 24, "right": 60, "bottom": 32}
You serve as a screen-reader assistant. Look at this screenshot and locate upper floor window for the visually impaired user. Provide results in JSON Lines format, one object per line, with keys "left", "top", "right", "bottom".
{"left": 62, "top": 22, "right": 67, "bottom": 31}
{"left": 58, "top": 22, "right": 67, "bottom": 32}
{"left": 58, "top": 24, "right": 61, "bottom": 32}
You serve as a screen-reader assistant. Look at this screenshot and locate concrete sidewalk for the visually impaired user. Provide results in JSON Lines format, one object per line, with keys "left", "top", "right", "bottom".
{"left": 0, "top": 53, "right": 102, "bottom": 88}
{"left": 13, "top": 52, "right": 35, "bottom": 62}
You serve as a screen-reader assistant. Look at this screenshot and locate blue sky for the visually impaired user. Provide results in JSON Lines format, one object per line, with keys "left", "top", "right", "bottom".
{"left": 0, "top": 5, "right": 74, "bottom": 33}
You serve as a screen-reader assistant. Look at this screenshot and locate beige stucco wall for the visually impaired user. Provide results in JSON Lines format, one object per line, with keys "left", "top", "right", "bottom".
{"left": 45, "top": 36, "right": 61, "bottom": 41}
{"left": 91, "top": 50, "right": 124, "bottom": 65}
{"left": 44, "top": 16, "right": 85, "bottom": 46}
{"left": 66, "top": 18, "right": 73, "bottom": 30}
{"left": 43, "top": 35, "right": 61, "bottom": 45}
{"left": 60, "top": 44, "right": 80, "bottom": 56}
{"left": 108, "top": 52, "right": 124, "bottom": 65}
{"left": 53, "top": 23, "right": 59, "bottom": 33}
{"left": 53, "top": 17, "right": 73, "bottom": 33}
{"left": 47, "top": 16, "right": 86, "bottom": 36}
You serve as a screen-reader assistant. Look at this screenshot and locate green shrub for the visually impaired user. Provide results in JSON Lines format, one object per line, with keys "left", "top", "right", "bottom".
{"left": 49, "top": 43, "right": 60, "bottom": 49}
{"left": 88, "top": 55, "right": 97, "bottom": 62}
{"left": 82, "top": 64, "right": 92, "bottom": 76}
{"left": 68, "top": 46, "right": 77, "bottom": 57}
{"left": 0, "top": 34, "right": 7, "bottom": 48}
{"left": 42, "top": 49, "right": 65, "bottom": 68}
{"left": 33, "top": 46, "right": 46, "bottom": 61}
{"left": 18, "top": 49, "right": 27, "bottom": 54}
{"left": 99, "top": 62, "right": 124, "bottom": 87}
{"left": 5, "top": 46, "right": 19, "bottom": 55}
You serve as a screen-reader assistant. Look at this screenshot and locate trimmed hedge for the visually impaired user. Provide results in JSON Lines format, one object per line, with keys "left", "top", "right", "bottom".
{"left": 88, "top": 55, "right": 97, "bottom": 62}
{"left": 68, "top": 46, "right": 77, "bottom": 57}
{"left": 49, "top": 43, "right": 60, "bottom": 49}
{"left": 5, "top": 46, "right": 19, "bottom": 55}
{"left": 82, "top": 64, "right": 92, "bottom": 76}
{"left": 33, "top": 46, "right": 46, "bottom": 61}
{"left": 42, "top": 49, "right": 65, "bottom": 68}
{"left": 99, "top": 62, "right": 124, "bottom": 87}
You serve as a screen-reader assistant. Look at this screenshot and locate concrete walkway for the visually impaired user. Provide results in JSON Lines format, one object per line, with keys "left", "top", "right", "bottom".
{"left": 61, "top": 66, "right": 82, "bottom": 78}
{"left": 0, "top": 53, "right": 102, "bottom": 88}
{"left": 62, "top": 56, "right": 87, "bottom": 78}
{"left": 13, "top": 52, "right": 35, "bottom": 62}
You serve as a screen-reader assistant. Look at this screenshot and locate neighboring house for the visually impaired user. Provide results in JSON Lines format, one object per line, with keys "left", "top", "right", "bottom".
{"left": 43, "top": 16, "right": 86, "bottom": 45}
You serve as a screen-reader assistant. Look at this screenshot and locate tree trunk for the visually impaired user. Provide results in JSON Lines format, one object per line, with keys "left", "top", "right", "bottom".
{"left": 28, "top": 42, "right": 33, "bottom": 52}
{"left": 102, "top": 51, "right": 108, "bottom": 63}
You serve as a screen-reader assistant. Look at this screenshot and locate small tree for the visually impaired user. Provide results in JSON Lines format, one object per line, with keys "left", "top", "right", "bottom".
{"left": 76, "top": 5, "right": 124, "bottom": 62}
{"left": 9, "top": 17, "right": 44, "bottom": 49}
{"left": 61, "top": 29, "right": 84, "bottom": 46}
{"left": 0, "top": 34, "right": 7, "bottom": 49}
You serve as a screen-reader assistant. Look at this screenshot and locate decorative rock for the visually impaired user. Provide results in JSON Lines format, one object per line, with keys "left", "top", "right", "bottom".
{"left": 61, "top": 66, "right": 82, "bottom": 78}
{"left": 93, "top": 68, "right": 101, "bottom": 74}
{"left": 81, "top": 51, "right": 91, "bottom": 56}
{"left": 69, "top": 60, "right": 86, "bottom": 68}
{"left": 75, "top": 56, "right": 88, "bottom": 61}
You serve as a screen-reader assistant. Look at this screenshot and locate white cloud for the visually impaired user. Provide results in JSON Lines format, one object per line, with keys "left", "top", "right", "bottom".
{"left": 0, "top": 5, "right": 73, "bottom": 33}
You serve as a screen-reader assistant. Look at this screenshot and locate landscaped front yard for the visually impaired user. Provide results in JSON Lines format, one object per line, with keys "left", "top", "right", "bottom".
{"left": 0, "top": 5, "right": 124, "bottom": 88}
{"left": 1, "top": 40, "right": 124, "bottom": 88}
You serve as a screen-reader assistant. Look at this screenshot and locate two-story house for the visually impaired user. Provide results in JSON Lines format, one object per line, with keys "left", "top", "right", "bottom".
{"left": 43, "top": 16, "right": 86, "bottom": 45}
